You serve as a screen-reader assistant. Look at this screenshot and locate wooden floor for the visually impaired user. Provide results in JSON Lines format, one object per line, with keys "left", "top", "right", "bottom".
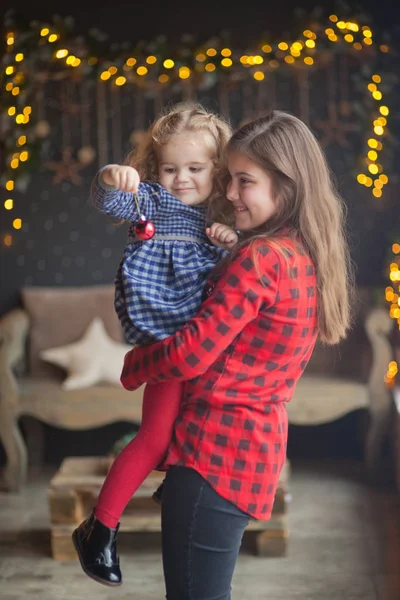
{"left": 1, "top": 459, "right": 400, "bottom": 599}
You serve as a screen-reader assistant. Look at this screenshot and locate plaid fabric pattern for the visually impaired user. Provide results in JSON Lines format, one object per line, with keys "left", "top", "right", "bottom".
{"left": 121, "top": 239, "right": 318, "bottom": 520}
{"left": 92, "top": 176, "right": 227, "bottom": 344}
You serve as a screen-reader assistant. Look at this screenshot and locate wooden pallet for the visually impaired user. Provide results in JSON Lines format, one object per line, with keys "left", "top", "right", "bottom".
{"left": 48, "top": 456, "right": 290, "bottom": 560}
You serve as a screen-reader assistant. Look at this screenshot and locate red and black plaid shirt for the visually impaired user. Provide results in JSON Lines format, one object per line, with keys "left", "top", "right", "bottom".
{"left": 121, "top": 238, "right": 318, "bottom": 519}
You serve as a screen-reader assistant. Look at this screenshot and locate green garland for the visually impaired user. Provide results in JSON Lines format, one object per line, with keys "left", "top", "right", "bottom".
{"left": 0, "top": 6, "right": 397, "bottom": 241}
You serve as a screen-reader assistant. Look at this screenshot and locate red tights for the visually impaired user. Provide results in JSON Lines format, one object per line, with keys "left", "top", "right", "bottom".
{"left": 94, "top": 381, "right": 181, "bottom": 528}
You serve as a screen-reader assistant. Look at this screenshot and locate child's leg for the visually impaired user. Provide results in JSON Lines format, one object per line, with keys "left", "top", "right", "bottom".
{"left": 94, "top": 381, "right": 182, "bottom": 528}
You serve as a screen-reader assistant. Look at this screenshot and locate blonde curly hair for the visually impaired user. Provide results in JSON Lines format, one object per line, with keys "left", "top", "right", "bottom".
{"left": 124, "top": 101, "right": 234, "bottom": 224}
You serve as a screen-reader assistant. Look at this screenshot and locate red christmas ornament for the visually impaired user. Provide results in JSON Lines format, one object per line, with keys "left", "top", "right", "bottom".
{"left": 134, "top": 215, "right": 156, "bottom": 240}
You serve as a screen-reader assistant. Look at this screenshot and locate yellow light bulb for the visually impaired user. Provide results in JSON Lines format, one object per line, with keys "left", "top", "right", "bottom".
{"left": 372, "top": 188, "right": 382, "bottom": 198}
{"left": 374, "top": 125, "right": 384, "bottom": 135}
{"left": 11, "top": 87, "right": 20, "bottom": 96}
{"left": 278, "top": 42, "right": 289, "bottom": 51}
{"left": 13, "top": 218, "right": 22, "bottom": 230}
{"left": 221, "top": 48, "right": 232, "bottom": 57}
{"left": 56, "top": 49, "right": 68, "bottom": 59}
{"left": 205, "top": 63, "right": 216, "bottom": 72}
{"left": 136, "top": 66, "right": 148, "bottom": 76}
{"left": 363, "top": 29, "right": 372, "bottom": 37}
{"left": 115, "top": 76, "right": 126, "bottom": 86}
{"left": 379, "top": 105, "right": 389, "bottom": 116}
{"left": 17, "top": 135, "right": 26, "bottom": 145}
{"left": 221, "top": 58, "right": 233, "bottom": 67}
{"left": 5, "top": 66, "right": 14, "bottom": 75}
{"left": 284, "top": 55, "right": 295, "bottom": 64}
{"left": 163, "top": 59, "right": 174, "bottom": 69}
{"left": 253, "top": 71, "right": 265, "bottom": 81}
{"left": 6, "top": 180, "right": 14, "bottom": 191}
{"left": 357, "top": 174, "right": 366, "bottom": 184}
{"left": 126, "top": 58, "right": 137, "bottom": 66}
{"left": 206, "top": 48, "right": 217, "bottom": 57}
{"left": 305, "top": 39, "right": 315, "bottom": 48}
{"left": 15, "top": 53, "right": 24, "bottom": 61}
{"left": 344, "top": 34, "right": 354, "bottom": 42}
{"left": 4, "top": 199, "right": 13, "bottom": 210}
{"left": 7, "top": 106, "right": 16, "bottom": 116}
{"left": 40, "top": 28, "right": 50, "bottom": 36}
{"left": 368, "top": 164, "right": 379, "bottom": 174}
{"left": 368, "top": 150, "right": 378, "bottom": 161}
{"left": 19, "top": 151, "right": 28, "bottom": 162}
{"left": 23, "top": 106, "right": 31, "bottom": 115}
{"left": 367, "top": 138, "right": 378, "bottom": 148}
{"left": 178, "top": 66, "right": 190, "bottom": 79}
{"left": 379, "top": 174, "right": 389, "bottom": 184}
{"left": 372, "top": 91, "right": 383, "bottom": 100}
{"left": 100, "top": 71, "right": 111, "bottom": 80}
{"left": 108, "top": 66, "right": 118, "bottom": 74}
{"left": 304, "top": 57, "right": 314, "bottom": 65}
{"left": 146, "top": 55, "right": 157, "bottom": 64}
{"left": 48, "top": 34, "right": 58, "bottom": 43}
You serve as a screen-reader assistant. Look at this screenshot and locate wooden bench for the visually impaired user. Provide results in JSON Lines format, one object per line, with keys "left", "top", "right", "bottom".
{"left": 48, "top": 456, "right": 290, "bottom": 560}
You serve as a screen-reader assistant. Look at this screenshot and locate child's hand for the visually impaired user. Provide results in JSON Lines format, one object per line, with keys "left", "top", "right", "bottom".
{"left": 101, "top": 164, "right": 140, "bottom": 193}
{"left": 206, "top": 222, "right": 239, "bottom": 250}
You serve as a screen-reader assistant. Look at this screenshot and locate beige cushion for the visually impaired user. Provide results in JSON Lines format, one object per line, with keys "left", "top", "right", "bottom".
{"left": 39, "top": 317, "right": 132, "bottom": 390}
{"left": 22, "top": 285, "right": 123, "bottom": 378}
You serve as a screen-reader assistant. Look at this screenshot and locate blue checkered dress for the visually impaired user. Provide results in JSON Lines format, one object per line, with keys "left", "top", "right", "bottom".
{"left": 92, "top": 175, "right": 227, "bottom": 345}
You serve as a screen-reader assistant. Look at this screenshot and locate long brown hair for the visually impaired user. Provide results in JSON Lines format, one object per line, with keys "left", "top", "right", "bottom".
{"left": 124, "top": 101, "right": 233, "bottom": 223}
{"left": 220, "top": 111, "right": 354, "bottom": 345}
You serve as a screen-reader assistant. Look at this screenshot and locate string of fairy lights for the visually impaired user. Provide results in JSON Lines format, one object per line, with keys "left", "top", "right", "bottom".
{"left": 1, "top": 12, "right": 393, "bottom": 250}
{"left": 384, "top": 243, "right": 400, "bottom": 388}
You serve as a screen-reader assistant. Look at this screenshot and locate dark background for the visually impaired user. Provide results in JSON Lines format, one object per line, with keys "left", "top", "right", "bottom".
{"left": 0, "top": 0, "right": 399, "bottom": 465}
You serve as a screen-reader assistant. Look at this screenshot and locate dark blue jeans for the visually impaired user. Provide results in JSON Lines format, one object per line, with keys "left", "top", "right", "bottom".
{"left": 161, "top": 466, "right": 250, "bottom": 600}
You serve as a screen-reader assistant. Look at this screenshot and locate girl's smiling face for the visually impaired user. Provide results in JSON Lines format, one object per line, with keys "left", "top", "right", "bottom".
{"left": 227, "top": 151, "right": 277, "bottom": 230}
{"left": 158, "top": 131, "right": 215, "bottom": 206}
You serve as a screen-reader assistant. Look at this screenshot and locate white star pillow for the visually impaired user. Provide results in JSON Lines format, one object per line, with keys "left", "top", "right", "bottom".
{"left": 40, "top": 317, "right": 132, "bottom": 390}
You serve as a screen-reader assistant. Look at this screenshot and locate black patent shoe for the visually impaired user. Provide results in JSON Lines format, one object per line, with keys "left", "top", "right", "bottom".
{"left": 72, "top": 512, "right": 122, "bottom": 587}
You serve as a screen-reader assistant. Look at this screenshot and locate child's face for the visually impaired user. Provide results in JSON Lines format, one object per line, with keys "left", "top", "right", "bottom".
{"left": 158, "top": 131, "right": 214, "bottom": 206}
{"left": 227, "top": 151, "right": 277, "bottom": 231}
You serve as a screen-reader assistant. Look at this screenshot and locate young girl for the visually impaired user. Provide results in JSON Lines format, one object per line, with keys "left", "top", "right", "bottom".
{"left": 119, "top": 111, "right": 353, "bottom": 599}
{"left": 72, "top": 102, "right": 238, "bottom": 586}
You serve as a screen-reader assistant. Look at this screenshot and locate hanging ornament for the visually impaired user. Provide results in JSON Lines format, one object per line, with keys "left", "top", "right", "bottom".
{"left": 78, "top": 80, "right": 96, "bottom": 166}
{"left": 129, "top": 129, "right": 146, "bottom": 147}
{"left": 132, "top": 194, "right": 155, "bottom": 240}
{"left": 78, "top": 145, "right": 96, "bottom": 165}
{"left": 35, "top": 120, "right": 51, "bottom": 138}
{"left": 134, "top": 214, "right": 155, "bottom": 240}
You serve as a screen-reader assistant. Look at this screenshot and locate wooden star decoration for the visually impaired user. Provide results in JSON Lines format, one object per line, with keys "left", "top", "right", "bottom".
{"left": 45, "top": 147, "right": 84, "bottom": 185}
{"left": 315, "top": 103, "right": 358, "bottom": 148}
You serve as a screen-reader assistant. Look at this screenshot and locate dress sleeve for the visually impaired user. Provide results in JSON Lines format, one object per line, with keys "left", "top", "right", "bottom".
{"left": 121, "top": 243, "right": 280, "bottom": 390}
{"left": 90, "top": 171, "right": 161, "bottom": 221}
